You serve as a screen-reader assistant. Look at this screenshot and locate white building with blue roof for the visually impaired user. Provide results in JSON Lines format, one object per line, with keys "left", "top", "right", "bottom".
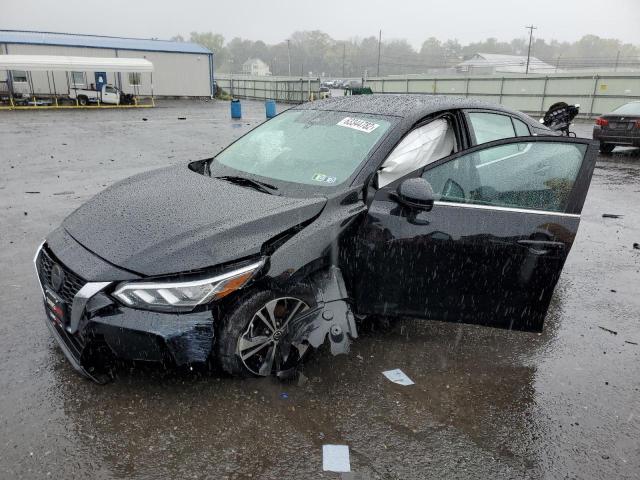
{"left": 0, "top": 30, "right": 214, "bottom": 97}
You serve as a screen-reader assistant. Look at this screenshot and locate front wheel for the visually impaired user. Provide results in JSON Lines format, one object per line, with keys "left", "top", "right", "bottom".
{"left": 217, "top": 288, "right": 315, "bottom": 377}
{"left": 599, "top": 143, "right": 615, "bottom": 154}
{"left": 77, "top": 95, "right": 88, "bottom": 106}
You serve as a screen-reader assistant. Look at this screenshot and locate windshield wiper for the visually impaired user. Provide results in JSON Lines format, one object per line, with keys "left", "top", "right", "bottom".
{"left": 216, "top": 175, "right": 278, "bottom": 195}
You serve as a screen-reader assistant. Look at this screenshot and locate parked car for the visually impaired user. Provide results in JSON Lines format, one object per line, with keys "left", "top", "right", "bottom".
{"left": 68, "top": 84, "right": 134, "bottom": 106}
{"left": 592, "top": 101, "right": 640, "bottom": 153}
{"left": 343, "top": 80, "right": 363, "bottom": 90}
{"left": 345, "top": 86, "right": 373, "bottom": 96}
{"left": 34, "top": 95, "right": 597, "bottom": 383}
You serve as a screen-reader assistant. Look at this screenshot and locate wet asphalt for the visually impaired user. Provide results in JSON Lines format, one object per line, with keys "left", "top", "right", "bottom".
{"left": 0, "top": 99, "right": 639, "bottom": 479}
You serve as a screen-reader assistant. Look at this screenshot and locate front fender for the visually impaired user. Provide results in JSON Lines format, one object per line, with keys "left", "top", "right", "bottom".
{"left": 267, "top": 187, "right": 366, "bottom": 284}
{"left": 285, "top": 266, "right": 358, "bottom": 357}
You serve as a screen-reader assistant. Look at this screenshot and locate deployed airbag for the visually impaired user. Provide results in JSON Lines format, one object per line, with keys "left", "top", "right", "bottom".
{"left": 378, "top": 118, "right": 454, "bottom": 187}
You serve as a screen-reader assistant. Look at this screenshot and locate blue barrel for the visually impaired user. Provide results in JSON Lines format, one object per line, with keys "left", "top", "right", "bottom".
{"left": 265, "top": 99, "right": 277, "bottom": 119}
{"left": 230, "top": 99, "right": 242, "bottom": 119}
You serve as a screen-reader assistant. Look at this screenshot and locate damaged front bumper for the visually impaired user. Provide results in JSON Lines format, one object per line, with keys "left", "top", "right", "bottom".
{"left": 35, "top": 241, "right": 217, "bottom": 383}
{"left": 36, "top": 240, "right": 357, "bottom": 384}
{"left": 41, "top": 292, "right": 215, "bottom": 384}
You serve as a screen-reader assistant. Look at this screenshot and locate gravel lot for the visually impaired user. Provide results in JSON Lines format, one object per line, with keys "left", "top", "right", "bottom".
{"left": 1, "top": 99, "right": 639, "bottom": 479}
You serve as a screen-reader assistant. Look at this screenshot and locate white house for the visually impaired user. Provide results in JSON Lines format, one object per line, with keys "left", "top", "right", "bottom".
{"left": 242, "top": 58, "right": 271, "bottom": 76}
{"left": 457, "top": 53, "right": 557, "bottom": 74}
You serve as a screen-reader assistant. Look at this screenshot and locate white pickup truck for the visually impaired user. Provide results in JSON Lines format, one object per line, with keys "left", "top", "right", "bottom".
{"left": 68, "top": 84, "right": 133, "bottom": 106}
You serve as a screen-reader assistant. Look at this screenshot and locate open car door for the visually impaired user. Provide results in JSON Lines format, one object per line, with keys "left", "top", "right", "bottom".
{"left": 352, "top": 136, "right": 597, "bottom": 332}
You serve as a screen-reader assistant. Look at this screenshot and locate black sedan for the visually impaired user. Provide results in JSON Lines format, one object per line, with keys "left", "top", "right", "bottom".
{"left": 593, "top": 101, "right": 640, "bottom": 153}
{"left": 34, "top": 95, "right": 597, "bottom": 383}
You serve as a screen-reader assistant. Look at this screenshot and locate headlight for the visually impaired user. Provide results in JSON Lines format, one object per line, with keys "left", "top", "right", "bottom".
{"left": 112, "top": 260, "right": 264, "bottom": 311}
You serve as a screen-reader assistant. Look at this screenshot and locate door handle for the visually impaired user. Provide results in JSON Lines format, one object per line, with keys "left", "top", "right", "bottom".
{"left": 517, "top": 239, "right": 565, "bottom": 254}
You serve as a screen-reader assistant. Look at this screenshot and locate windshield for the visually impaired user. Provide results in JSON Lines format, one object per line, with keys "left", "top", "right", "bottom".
{"left": 612, "top": 102, "right": 640, "bottom": 115}
{"left": 214, "top": 110, "right": 393, "bottom": 187}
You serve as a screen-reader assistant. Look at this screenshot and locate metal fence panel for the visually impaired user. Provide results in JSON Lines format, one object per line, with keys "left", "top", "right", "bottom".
{"left": 408, "top": 79, "right": 433, "bottom": 93}
{"left": 469, "top": 79, "right": 501, "bottom": 95}
{"left": 435, "top": 79, "right": 466, "bottom": 95}
{"left": 380, "top": 79, "right": 405, "bottom": 93}
{"left": 365, "top": 73, "right": 640, "bottom": 117}
{"left": 545, "top": 77, "right": 594, "bottom": 95}
{"left": 215, "top": 75, "right": 321, "bottom": 103}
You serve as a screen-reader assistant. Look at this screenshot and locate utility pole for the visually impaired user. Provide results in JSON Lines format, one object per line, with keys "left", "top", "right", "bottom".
{"left": 614, "top": 50, "right": 620, "bottom": 72}
{"left": 525, "top": 25, "right": 537, "bottom": 75}
{"left": 287, "top": 39, "right": 291, "bottom": 76}
{"left": 376, "top": 30, "right": 382, "bottom": 76}
{"left": 342, "top": 43, "right": 346, "bottom": 78}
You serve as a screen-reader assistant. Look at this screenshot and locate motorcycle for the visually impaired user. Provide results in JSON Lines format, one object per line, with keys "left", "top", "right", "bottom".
{"left": 540, "top": 102, "right": 580, "bottom": 136}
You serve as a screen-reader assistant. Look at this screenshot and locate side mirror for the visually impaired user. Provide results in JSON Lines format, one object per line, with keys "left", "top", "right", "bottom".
{"left": 396, "top": 178, "right": 434, "bottom": 211}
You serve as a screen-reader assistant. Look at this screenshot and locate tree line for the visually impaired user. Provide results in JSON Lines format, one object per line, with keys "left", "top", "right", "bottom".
{"left": 171, "top": 31, "right": 640, "bottom": 77}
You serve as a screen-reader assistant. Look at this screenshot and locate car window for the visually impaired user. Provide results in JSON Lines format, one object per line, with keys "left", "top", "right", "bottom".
{"left": 611, "top": 102, "right": 640, "bottom": 115}
{"left": 105, "top": 86, "right": 117, "bottom": 94}
{"left": 468, "top": 112, "right": 516, "bottom": 144}
{"left": 422, "top": 141, "right": 587, "bottom": 213}
{"left": 215, "top": 110, "right": 393, "bottom": 187}
{"left": 378, "top": 117, "right": 456, "bottom": 187}
{"left": 513, "top": 118, "right": 530, "bottom": 136}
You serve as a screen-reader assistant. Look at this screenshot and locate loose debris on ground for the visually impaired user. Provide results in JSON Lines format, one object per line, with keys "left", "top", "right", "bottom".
{"left": 382, "top": 369, "right": 414, "bottom": 385}
{"left": 598, "top": 326, "right": 618, "bottom": 335}
{"left": 323, "top": 445, "right": 351, "bottom": 473}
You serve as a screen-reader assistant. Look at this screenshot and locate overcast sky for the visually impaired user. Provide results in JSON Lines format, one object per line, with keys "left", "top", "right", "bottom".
{"left": 3, "top": 0, "right": 639, "bottom": 48}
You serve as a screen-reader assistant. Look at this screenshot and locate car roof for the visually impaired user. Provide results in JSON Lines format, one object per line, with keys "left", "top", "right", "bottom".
{"left": 296, "top": 94, "right": 528, "bottom": 124}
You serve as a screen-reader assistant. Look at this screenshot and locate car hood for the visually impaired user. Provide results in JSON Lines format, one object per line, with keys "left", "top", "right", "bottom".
{"left": 61, "top": 165, "right": 326, "bottom": 276}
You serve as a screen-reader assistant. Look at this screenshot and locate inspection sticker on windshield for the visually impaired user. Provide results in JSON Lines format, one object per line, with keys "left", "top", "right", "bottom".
{"left": 313, "top": 173, "right": 337, "bottom": 184}
{"left": 337, "top": 117, "right": 380, "bottom": 133}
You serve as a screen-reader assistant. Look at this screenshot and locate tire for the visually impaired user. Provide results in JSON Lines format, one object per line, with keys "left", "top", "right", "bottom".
{"left": 599, "top": 143, "right": 615, "bottom": 154}
{"left": 78, "top": 96, "right": 88, "bottom": 106}
{"left": 217, "top": 286, "right": 316, "bottom": 377}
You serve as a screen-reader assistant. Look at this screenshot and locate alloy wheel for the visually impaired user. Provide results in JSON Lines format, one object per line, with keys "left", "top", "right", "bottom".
{"left": 237, "top": 297, "right": 309, "bottom": 376}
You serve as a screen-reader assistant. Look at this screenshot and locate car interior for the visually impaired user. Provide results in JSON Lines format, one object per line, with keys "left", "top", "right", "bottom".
{"left": 423, "top": 141, "right": 585, "bottom": 213}
{"left": 376, "top": 109, "right": 584, "bottom": 214}
{"left": 377, "top": 116, "right": 457, "bottom": 187}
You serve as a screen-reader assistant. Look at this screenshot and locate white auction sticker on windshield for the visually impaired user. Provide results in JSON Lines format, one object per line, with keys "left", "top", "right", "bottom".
{"left": 337, "top": 117, "right": 379, "bottom": 133}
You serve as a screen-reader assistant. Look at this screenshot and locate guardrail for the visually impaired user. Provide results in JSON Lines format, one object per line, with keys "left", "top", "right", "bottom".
{"left": 215, "top": 75, "right": 322, "bottom": 103}
{"left": 364, "top": 73, "right": 640, "bottom": 117}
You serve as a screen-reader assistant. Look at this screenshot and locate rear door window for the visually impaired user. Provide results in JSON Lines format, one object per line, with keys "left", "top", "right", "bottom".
{"left": 468, "top": 112, "right": 516, "bottom": 144}
{"left": 512, "top": 118, "right": 531, "bottom": 136}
